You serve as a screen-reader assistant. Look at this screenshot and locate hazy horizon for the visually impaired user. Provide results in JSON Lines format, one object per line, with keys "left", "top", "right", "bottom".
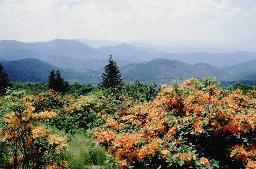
{"left": 0, "top": 0, "right": 256, "bottom": 52}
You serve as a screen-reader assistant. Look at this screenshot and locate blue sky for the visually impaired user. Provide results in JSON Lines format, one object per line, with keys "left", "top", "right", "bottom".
{"left": 0, "top": 0, "right": 255, "bottom": 52}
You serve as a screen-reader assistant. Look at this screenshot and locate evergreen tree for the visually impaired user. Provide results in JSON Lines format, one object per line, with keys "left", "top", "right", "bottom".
{"left": 101, "top": 55, "right": 123, "bottom": 89}
{"left": 48, "top": 70, "right": 56, "bottom": 90}
{"left": 48, "top": 70, "right": 69, "bottom": 94}
{"left": 0, "top": 63, "right": 10, "bottom": 95}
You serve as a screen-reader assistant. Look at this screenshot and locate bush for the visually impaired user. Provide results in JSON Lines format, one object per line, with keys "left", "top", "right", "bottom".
{"left": 93, "top": 78, "right": 256, "bottom": 169}
{"left": 0, "top": 92, "right": 67, "bottom": 168}
{"left": 11, "top": 82, "right": 48, "bottom": 94}
{"left": 52, "top": 94, "right": 106, "bottom": 134}
{"left": 122, "top": 81, "right": 159, "bottom": 102}
{"left": 67, "top": 83, "right": 95, "bottom": 96}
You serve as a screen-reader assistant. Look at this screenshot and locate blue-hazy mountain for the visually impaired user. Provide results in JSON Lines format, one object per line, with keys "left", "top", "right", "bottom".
{"left": 0, "top": 39, "right": 256, "bottom": 83}
{"left": 1, "top": 58, "right": 99, "bottom": 83}
{"left": 0, "top": 39, "right": 132, "bottom": 71}
{"left": 1, "top": 39, "right": 256, "bottom": 70}
{"left": 1, "top": 57, "right": 256, "bottom": 84}
{"left": 121, "top": 58, "right": 229, "bottom": 83}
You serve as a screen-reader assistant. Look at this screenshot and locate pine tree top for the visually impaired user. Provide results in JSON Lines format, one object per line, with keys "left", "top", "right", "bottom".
{"left": 101, "top": 55, "right": 123, "bottom": 89}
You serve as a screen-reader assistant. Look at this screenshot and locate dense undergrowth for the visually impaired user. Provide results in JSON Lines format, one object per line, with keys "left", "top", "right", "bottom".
{"left": 0, "top": 79, "right": 255, "bottom": 169}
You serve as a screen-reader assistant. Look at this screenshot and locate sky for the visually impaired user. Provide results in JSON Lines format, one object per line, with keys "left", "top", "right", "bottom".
{"left": 0, "top": 0, "right": 256, "bottom": 52}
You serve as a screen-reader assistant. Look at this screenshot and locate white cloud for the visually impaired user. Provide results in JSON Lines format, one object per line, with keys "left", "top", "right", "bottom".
{"left": 0, "top": 0, "right": 255, "bottom": 51}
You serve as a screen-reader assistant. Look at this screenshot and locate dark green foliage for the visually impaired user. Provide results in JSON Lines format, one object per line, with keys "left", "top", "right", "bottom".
{"left": 11, "top": 82, "right": 48, "bottom": 94}
{"left": 233, "top": 82, "right": 254, "bottom": 92}
{"left": 67, "top": 83, "right": 94, "bottom": 95}
{"left": 101, "top": 55, "right": 123, "bottom": 89}
{"left": 122, "top": 81, "right": 159, "bottom": 102}
{"left": 0, "top": 63, "right": 10, "bottom": 95}
{"left": 48, "top": 70, "right": 69, "bottom": 94}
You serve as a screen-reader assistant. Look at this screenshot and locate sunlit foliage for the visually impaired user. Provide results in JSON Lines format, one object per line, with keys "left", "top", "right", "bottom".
{"left": 94, "top": 78, "right": 256, "bottom": 169}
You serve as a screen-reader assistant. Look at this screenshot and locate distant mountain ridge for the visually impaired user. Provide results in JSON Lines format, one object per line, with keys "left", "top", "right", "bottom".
{"left": 121, "top": 58, "right": 229, "bottom": 83}
{"left": 2, "top": 58, "right": 99, "bottom": 83}
{"left": 2, "top": 57, "right": 256, "bottom": 84}
{"left": 1, "top": 39, "right": 256, "bottom": 71}
{"left": 0, "top": 39, "right": 256, "bottom": 84}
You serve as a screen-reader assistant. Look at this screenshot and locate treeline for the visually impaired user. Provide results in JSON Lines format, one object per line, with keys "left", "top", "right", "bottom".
{"left": 0, "top": 55, "right": 123, "bottom": 95}
{"left": 0, "top": 55, "right": 255, "bottom": 96}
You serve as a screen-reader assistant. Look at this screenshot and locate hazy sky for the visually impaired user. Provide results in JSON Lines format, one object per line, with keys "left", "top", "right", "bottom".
{"left": 0, "top": 0, "right": 256, "bottom": 52}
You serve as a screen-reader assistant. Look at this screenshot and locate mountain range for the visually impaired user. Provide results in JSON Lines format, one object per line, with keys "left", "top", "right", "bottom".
{"left": 0, "top": 39, "right": 256, "bottom": 84}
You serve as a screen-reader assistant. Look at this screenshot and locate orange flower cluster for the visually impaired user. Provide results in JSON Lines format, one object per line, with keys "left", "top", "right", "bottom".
{"left": 200, "top": 157, "right": 210, "bottom": 166}
{"left": 0, "top": 95, "right": 67, "bottom": 168}
{"left": 45, "top": 161, "right": 67, "bottom": 169}
{"left": 32, "top": 111, "right": 57, "bottom": 119}
{"left": 94, "top": 78, "right": 256, "bottom": 168}
{"left": 230, "top": 145, "right": 256, "bottom": 167}
{"left": 48, "top": 134, "right": 68, "bottom": 154}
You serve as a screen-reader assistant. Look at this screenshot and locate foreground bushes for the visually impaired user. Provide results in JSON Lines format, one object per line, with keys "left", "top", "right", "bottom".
{"left": 1, "top": 79, "right": 255, "bottom": 168}
{"left": 0, "top": 91, "right": 67, "bottom": 168}
{"left": 94, "top": 78, "right": 256, "bottom": 169}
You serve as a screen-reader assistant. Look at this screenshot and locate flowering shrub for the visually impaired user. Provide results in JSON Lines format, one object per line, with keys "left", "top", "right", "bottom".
{"left": 93, "top": 78, "right": 256, "bottom": 169}
{"left": 0, "top": 93, "right": 67, "bottom": 168}
{"left": 33, "top": 90, "right": 64, "bottom": 111}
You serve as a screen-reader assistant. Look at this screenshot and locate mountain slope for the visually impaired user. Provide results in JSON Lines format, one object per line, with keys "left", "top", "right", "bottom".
{"left": 1, "top": 58, "right": 99, "bottom": 83}
{"left": 0, "top": 39, "right": 132, "bottom": 71}
{"left": 2, "top": 58, "right": 57, "bottom": 82}
{"left": 121, "top": 58, "right": 229, "bottom": 83}
{"left": 224, "top": 60, "right": 256, "bottom": 75}
{"left": 1, "top": 57, "right": 254, "bottom": 84}
{"left": 1, "top": 39, "right": 256, "bottom": 71}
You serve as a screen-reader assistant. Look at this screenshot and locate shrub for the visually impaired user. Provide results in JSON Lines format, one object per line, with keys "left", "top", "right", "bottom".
{"left": 93, "top": 78, "right": 256, "bottom": 169}
{"left": 67, "top": 83, "right": 94, "bottom": 96}
{"left": 11, "top": 82, "right": 48, "bottom": 94}
{"left": 0, "top": 93, "right": 67, "bottom": 168}
{"left": 122, "top": 81, "right": 159, "bottom": 102}
{"left": 33, "top": 90, "right": 64, "bottom": 111}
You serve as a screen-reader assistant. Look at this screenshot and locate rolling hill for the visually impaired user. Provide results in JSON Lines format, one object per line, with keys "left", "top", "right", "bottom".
{"left": 121, "top": 58, "right": 229, "bottom": 83}
{"left": 224, "top": 60, "right": 256, "bottom": 75}
{"left": 0, "top": 39, "right": 256, "bottom": 84}
{"left": 0, "top": 39, "right": 133, "bottom": 71}
{"left": 1, "top": 57, "right": 256, "bottom": 84}
{"left": 1, "top": 58, "right": 99, "bottom": 83}
{"left": 1, "top": 39, "right": 256, "bottom": 72}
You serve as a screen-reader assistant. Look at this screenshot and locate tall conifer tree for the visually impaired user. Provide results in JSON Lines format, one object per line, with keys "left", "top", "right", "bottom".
{"left": 48, "top": 70, "right": 69, "bottom": 94}
{"left": 101, "top": 55, "right": 123, "bottom": 89}
{"left": 0, "top": 63, "right": 10, "bottom": 95}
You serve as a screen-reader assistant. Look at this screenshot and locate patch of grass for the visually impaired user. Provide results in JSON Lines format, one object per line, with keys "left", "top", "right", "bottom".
{"left": 63, "top": 132, "right": 117, "bottom": 169}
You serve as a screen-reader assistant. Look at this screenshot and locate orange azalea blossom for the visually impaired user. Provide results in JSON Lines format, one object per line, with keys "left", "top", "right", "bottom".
{"left": 94, "top": 78, "right": 256, "bottom": 167}
{"left": 45, "top": 161, "right": 67, "bottom": 169}
{"left": 182, "top": 78, "right": 194, "bottom": 86}
{"left": 106, "top": 117, "right": 120, "bottom": 129}
{"left": 48, "top": 134, "right": 68, "bottom": 154}
{"left": 246, "top": 160, "right": 256, "bottom": 169}
{"left": 230, "top": 145, "right": 248, "bottom": 161}
{"left": 118, "top": 160, "right": 127, "bottom": 169}
{"left": 4, "top": 131, "right": 15, "bottom": 140}
{"left": 165, "top": 127, "right": 176, "bottom": 140}
{"left": 161, "top": 149, "right": 170, "bottom": 158}
{"left": 4, "top": 112, "right": 21, "bottom": 128}
{"left": 200, "top": 157, "right": 210, "bottom": 166}
{"left": 193, "top": 119, "right": 204, "bottom": 134}
{"left": 32, "top": 111, "right": 57, "bottom": 119}
{"left": 177, "top": 153, "right": 194, "bottom": 161}
{"left": 93, "top": 129, "right": 116, "bottom": 143}
{"left": 31, "top": 126, "right": 48, "bottom": 139}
